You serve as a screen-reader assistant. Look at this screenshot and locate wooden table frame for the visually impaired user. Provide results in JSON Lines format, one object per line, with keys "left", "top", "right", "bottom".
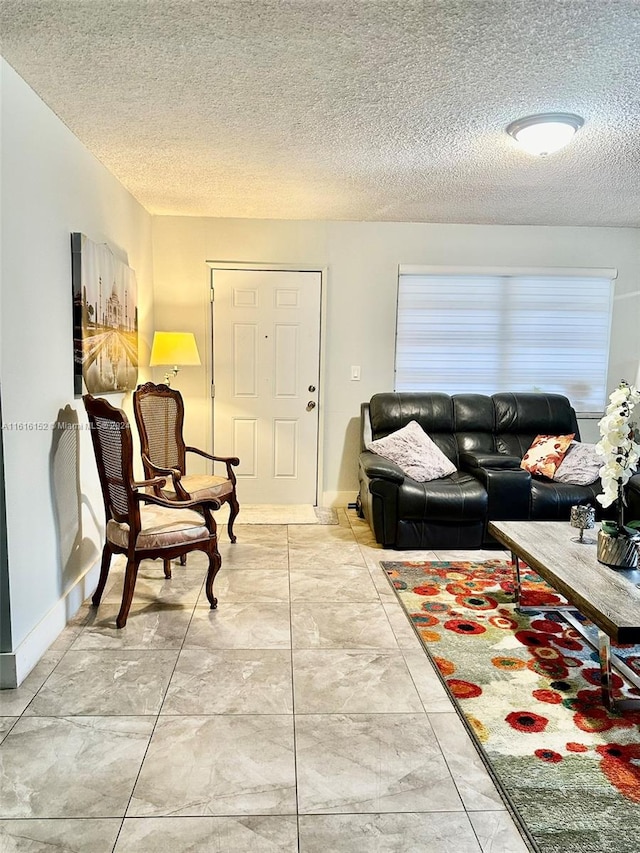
{"left": 489, "top": 520, "right": 640, "bottom": 711}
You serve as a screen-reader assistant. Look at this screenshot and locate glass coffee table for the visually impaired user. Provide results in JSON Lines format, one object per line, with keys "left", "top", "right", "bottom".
{"left": 489, "top": 519, "right": 640, "bottom": 711}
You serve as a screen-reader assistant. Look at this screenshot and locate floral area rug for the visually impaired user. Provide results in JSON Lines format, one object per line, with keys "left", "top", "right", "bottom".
{"left": 382, "top": 558, "right": 640, "bottom": 853}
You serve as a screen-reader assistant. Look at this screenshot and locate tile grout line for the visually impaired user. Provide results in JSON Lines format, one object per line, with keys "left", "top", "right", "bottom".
{"left": 286, "top": 522, "right": 303, "bottom": 850}
{"left": 112, "top": 557, "right": 207, "bottom": 849}
{"left": 348, "top": 510, "right": 496, "bottom": 852}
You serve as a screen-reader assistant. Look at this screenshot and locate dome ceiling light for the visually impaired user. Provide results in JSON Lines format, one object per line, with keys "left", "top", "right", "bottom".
{"left": 506, "top": 112, "right": 584, "bottom": 156}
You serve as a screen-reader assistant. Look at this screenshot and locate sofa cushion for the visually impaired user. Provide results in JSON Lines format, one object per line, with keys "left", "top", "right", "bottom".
{"left": 493, "top": 392, "right": 580, "bottom": 457}
{"left": 367, "top": 420, "right": 456, "bottom": 482}
{"left": 520, "top": 434, "right": 575, "bottom": 478}
{"left": 530, "top": 479, "right": 603, "bottom": 521}
{"left": 553, "top": 441, "right": 601, "bottom": 486}
{"left": 453, "top": 394, "right": 496, "bottom": 454}
{"left": 396, "top": 471, "right": 488, "bottom": 522}
{"left": 368, "top": 393, "right": 458, "bottom": 463}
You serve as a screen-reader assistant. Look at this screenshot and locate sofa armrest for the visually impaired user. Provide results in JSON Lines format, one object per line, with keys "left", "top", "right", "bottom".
{"left": 360, "top": 402, "right": 373, "bottom": 451}
{"left": 359, "top": 451, "right": 405, "bottom": 484}
{"left": 459, "top": 452, "right": 522, "bottom": 471}
{"left": 472, "top": 466, "right": 532, "bottom": 520}
{"left": 627, "top": 472, "right": 640, "bottom": 521}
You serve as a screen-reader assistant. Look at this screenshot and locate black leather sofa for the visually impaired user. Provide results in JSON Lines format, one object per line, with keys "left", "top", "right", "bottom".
{"left": 358, "top": 391, "right": 608, "bottom": 550}
{"left": 628, "top": 473, "right": 640, "bottom": 522}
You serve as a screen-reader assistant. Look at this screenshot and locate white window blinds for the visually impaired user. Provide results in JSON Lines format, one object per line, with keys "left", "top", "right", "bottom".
{"left": 395, "top": 271, "right": 614, "bottom": 414}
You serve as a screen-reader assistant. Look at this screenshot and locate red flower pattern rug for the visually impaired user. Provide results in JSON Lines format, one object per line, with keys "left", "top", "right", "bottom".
{"left": 382, "top": 558, "right": 640, "bottom": 853}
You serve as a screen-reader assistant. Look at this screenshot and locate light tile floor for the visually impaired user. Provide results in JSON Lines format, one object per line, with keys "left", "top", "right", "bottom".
{"left": 0, "top": 510, "right": 531, "bottom": 852}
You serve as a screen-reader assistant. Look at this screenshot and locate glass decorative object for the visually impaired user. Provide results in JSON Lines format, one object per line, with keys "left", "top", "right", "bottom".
{"left": 570, "top": 504, "right": 595, "bottom": 543}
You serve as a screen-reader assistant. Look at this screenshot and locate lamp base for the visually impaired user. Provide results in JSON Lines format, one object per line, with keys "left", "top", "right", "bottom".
{"left": 163, "top": 366, "right": 179, "bottom": 386}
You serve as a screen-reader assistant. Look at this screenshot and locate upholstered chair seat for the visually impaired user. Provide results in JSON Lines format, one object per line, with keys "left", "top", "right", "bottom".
{"left": 106, "top": 505, "right": 211, "bottom": 550}
{"left": 158, "top": 473, "right": 234, "bottom": 504}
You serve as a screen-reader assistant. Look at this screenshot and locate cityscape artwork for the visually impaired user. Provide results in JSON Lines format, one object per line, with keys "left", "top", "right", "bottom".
{"left": 71, "top": 232, "right": 138, "bottom": 395}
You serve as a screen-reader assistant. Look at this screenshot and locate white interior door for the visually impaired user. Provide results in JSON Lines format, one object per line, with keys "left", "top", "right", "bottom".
{"left": 212, "top": 268, "right": 321, "bottom": 504}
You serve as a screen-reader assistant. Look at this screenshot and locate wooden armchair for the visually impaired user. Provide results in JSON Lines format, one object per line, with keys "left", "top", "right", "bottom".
{"left": 84, "top": 394, "right": 222, "bottom": 628}
{"left": 133, "top": 382, "right": 240, "bottom": 543}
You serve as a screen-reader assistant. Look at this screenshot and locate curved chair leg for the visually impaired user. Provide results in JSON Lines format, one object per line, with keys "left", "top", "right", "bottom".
{"left": 205, "top": 542, "right": 222, "bottom": 610}
{"left": 117, "top": 555, "right": 141, "bottom": 628}
{"left": 227, "top": 492, "right": 240, "bottom": 543}
{"left": 163, "top": 559, "right": 172, "bottom": 578}
{"left": 179, "top": 555, "right": 187, "bottom": 566}
{"left": 92, "top": 545, "right": 113, "bottom": 606}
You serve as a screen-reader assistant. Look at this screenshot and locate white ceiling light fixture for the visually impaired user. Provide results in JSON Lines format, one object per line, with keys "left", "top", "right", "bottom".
{"left": 506, "top": 112, "right": 584, "bottom": 156}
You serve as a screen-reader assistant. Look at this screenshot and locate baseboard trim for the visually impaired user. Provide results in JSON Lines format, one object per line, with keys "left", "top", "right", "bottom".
{"left": 0, "top": 559, "right": 101, "bottom": 688}
{"left": 321, "top": 491, "right": 357, "bottom": 508}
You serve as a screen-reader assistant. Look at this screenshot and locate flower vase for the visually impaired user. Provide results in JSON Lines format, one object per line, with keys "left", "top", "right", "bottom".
{"left": 597, "top": 528, "right": 639, "bottom": 570}
{"left": 597, "top": 485, "right": 640, "bottom": 569}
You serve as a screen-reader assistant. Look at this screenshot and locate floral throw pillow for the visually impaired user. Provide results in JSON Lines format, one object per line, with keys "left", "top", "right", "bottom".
{"left": 553, "top": 441, "right": 602, "bottom": 486}
{"left": 367, "top": 420, "right": 456, "bottom": 482}
{"left": 520, "top": 433, "right": 575, "bottom": 479}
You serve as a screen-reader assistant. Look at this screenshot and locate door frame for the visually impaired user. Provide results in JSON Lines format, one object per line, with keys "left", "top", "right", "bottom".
{"left": 206, "top": 260, "right": 328, "bottom": 506}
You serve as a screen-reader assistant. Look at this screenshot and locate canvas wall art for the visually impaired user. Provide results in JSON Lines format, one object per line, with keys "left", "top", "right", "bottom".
{"left": 71, "top": 233, "right": 138, "bottom": 395}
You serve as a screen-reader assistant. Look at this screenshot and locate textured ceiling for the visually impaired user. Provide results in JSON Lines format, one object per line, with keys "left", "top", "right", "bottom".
{"left": 1, "top": 0, "right": 640, "bottom": 225}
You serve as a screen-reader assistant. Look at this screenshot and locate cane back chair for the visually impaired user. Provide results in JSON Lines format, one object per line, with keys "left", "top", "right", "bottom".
{"left": 84, "top": 394, "right": 222, "bottom": 628}
{"left": 133, "top": 382, "right": 240, "bottom": 542}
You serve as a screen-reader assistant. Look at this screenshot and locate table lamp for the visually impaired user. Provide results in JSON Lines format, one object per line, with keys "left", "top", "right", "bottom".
{"left": 149, "top": 331, "right": 201, "bottom": 385}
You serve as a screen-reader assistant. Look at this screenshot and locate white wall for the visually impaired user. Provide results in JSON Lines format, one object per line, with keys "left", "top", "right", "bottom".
{"left": 151, "top": 217, "right": 640, "bottom": 504}
{"left": 0, "top": 60, "right": 154, "bottom": 684}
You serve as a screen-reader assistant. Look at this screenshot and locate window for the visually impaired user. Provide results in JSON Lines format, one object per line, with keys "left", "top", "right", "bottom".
{"left": 395, "top": 269, "right": 615, "bottom": 414}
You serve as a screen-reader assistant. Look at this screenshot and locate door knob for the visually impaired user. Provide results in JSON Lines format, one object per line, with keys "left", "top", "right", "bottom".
{"left": 306, "top": 400, "right": 316, "bottom": 411}
{"left": 308, "top": 385, "right": 316, "bottom": 392}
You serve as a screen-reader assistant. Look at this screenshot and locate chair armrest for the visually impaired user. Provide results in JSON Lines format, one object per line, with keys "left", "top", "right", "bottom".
{"left": 185, "top": 446, "right": 239, "bottom": 485}
{"left": 132, "top": 476, "right": 167, "bottom": 490}
{"left": 136, "top": 491, "right": 222, "bottom": 512}
{"left": 359, "top": 451, "right": 405, "bottom": 484}
{"left": 186, "top": 446, "right": 240, "bottom": 466}
{"left": 140, "top": 455, "right": 190, "bottom": 500}
{"left": 459, "top": 452, "right": 522, "bottom": 471}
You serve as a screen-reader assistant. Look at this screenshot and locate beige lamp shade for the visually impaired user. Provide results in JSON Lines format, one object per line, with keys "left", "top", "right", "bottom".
{"left": 150, "top": 332, "right": 201, "bottom": 367}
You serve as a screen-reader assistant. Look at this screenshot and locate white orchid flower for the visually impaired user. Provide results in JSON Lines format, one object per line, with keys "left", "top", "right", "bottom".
{"left": 595, "top": 380, "right": 640, "bottom": 514}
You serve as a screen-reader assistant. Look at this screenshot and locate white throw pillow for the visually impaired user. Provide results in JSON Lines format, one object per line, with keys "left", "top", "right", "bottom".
{"left": 366, "top": 420, "right": 456, "bottom": 482}
{"left": 552, "top": 441, "right": 602, "bottom": 486}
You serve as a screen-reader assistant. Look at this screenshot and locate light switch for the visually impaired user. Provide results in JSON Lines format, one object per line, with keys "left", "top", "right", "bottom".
{"left": 350, "top": 365, "right": 361, "bottom": 381}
